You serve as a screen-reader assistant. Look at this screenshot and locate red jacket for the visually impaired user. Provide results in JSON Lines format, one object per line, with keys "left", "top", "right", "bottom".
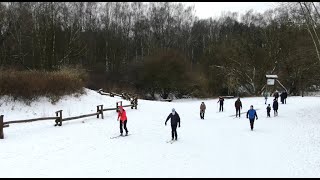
{"left": 118, "top": 106, "right": 127, "bottom": 121}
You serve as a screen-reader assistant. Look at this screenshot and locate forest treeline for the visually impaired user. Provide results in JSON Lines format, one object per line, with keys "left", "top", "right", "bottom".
{"left": 1, "top": 2, "right": 320, "bottom": 99}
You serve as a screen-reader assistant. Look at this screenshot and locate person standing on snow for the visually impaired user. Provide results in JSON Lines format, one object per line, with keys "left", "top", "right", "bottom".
{"left": 280, "top": 91, "right": 285, "bottom": 104}
{"left": 263, "top": 91, "right": 269, "bottom": 104}
{"left": 217, "top": 96, "right": 224, "bottom": 112}
{"left": 165, "top": 108, "right": 181, "bottom": 141}
{"left": 200, "top": 102, "right": 206, "bottom": 119}
{"left": 283, "top": 91, "right": 288, "bottom": 104}
{"left": 273, "top": 98, "right": 278, "bottom": 116}
{"left": 117, "top": 106, "right": 129, "bottom": 136}
{"left": 235, "top": 98, "right": 242, "bottom": 118}
{"left": 246, "top": 105, "right": 258, "bottom": 131}
{"left": 280, "top": 91, "right": 288, "bottom": 104}
{"left": 266, "top": 104, "right": 271, "bottom": 117}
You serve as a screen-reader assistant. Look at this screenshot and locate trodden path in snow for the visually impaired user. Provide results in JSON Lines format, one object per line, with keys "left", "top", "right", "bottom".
{"left": 0, "top": 92, "right": 320, "bottom": 177}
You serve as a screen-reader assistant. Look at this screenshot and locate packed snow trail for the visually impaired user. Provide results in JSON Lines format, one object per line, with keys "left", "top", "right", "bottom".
{"left": 0, "top": 89, "right": 320, "bottom": 177}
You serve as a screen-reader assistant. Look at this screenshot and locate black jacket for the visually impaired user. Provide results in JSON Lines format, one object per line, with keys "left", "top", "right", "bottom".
{"left": 273, "top": 101, "right": 278, "bottom": 110}
{"left": 218, "top": 97, "right": 224, "bottom": 105}
{"left": 235, "top": 100, "right": 242, "bottom": 109}
{"left": 267, "top": 106, "right": 271, "bottom": 112}
{"left": 166, "top": 112, "right": 180, "bottom": 126}
{"left": 283, "top": 92, "right": 288, "bottom": 98}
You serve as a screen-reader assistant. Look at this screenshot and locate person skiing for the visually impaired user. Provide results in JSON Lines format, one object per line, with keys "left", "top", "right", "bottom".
{"left": 273, "top": 98, "right": 278, "bottom": 116}
{"left": 280, "top": 91, "right": 285, "bottom": 104}
{"left": 235, "top": 98, "right": 242, "bottom": 118}
{"left": 283, "top": 91, "right": 288, "bottom": 104}
{"left": 266, "top": 104, "right": 271, "bottom": 117}
{"left": 217, "top": 96, "right": 224, "bottom": 112}
{"left": 117, "top": 106, "right": 128, "bottom": 136}
{"left": 200, "top": 102, "right": 206, "bottom": 119}
{"left": 263, "top": 91, "right": 268, "bottom": 104}
{"left": 165, "top": 108, "right": 181, "bottom": 141}
{"left": 246, "top": 105, "right": 258, "bottom": 131}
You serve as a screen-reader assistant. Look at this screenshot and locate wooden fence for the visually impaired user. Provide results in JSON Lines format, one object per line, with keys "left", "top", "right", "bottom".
{"left": 160, "top": 99, "right": 173, "bottom": 102}
{"left": 97, "top": 89, "right": 137, "bottom": 101}
{"left": 0, "top": 99, "right": 137, "bottom": 139}
{"left": 98, "top": 89, "right": 138, "bottom": 109}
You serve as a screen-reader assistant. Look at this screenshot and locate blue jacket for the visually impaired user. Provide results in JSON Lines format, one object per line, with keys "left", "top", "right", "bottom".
{"left": 247, "top": 109, "right": 258, "bottom": 120}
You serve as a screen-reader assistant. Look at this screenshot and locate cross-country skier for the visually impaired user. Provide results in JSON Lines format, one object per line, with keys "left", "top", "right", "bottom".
{"left": 246, "top": 105, "right": 258, "bottom": 131}
{"left": 117, "top": 106, "right": 129, "bottom": 136}
{"left": 200, "top": 102, "right": 206, "bottom": 119}
{"left": 283, "top": 91, "right": 288, "bottom": 104}
{"left": 273, "top": 98, "right": 278, "bottom": 116}
{"left": 280, "top": 91, "right": 288, "bottom": 104}
{"left": 235, "top": 98, "right": 242, "bottom": 118}
{"left": 217, "top": 96, "right": 224, "bottom": 112}
{"left": 266, "top": 104, "right": 271, "bottom": 117}
{"left": 280, "top": 91, "right": 285, "bottom": 104}
{"left": 263, "top": 91, "right": 269, "bottom": 104}
{"left": 165, "top": 108, "right": 181, "bottom": 141}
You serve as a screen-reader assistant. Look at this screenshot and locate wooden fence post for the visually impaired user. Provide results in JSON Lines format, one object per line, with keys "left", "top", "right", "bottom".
{"left": 0, "top": 115, "right": 4, "bottom": 139}
{"left": 135, "top": 98, "right": 138, "bottom": 109}
{"left": 116, "top": 101, "right": 122, "bottom": 112}
{"left": 55, "top": 110, "right": 63, "bottom": 126}
{"left": 97, "top": 105, "right": 99, "bottom": 118}
{"left": 96, "top": 105, "right": 104, "bottom": 119}
{"left": 55, "top": 112, "right": 58, "bottom": 126}
{"left": 59, "top": 111, "right": 63, "bottom": 126}
{"left": 100, "top": 105, "right": 104, "bottom": 119}
{"left": 116, "top": 102, "right": 119, "bottom": 112}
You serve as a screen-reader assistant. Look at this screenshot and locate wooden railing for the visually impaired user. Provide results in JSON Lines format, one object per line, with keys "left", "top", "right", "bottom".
{"left": 0, "top": 99, "right": 137, "bottom": 139}
{"left": 98, "top": 89, "right": 138, "bottom": 109}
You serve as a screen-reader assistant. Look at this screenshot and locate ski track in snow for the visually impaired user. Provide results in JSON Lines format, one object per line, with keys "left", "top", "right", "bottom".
{"left": 0, "top": 90, "right": 320, "bottom": 177}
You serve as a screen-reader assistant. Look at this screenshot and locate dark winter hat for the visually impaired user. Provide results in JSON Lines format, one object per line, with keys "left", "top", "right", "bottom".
{"left": 172, "top": 108, "right": 175, "bottom": 112}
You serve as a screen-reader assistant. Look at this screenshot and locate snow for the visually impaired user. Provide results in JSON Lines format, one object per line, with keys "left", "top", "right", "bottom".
{"left": 1, "top": 89, "right": 320, "bottom": 177}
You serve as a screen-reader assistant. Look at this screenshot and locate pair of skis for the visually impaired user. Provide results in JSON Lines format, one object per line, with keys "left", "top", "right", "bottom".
{"left": 110, "top": 135, "right": 178, "bottom": 144}
{"left": 166, "top": 139, "right": 178, "bottom": 144}
{"left": 110, "top": 134, "right": 130, "bottom": 139}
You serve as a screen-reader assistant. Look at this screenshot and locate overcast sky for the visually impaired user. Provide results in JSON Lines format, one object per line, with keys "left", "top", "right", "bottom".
{"left": 182, "top": 2, "right": 279, "bottom": 19}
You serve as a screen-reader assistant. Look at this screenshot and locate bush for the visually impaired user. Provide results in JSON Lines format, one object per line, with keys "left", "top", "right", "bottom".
{"left": 0, "top": 66, "right": 88, "bottom": 104}
{"left": 186, "top": 71, "right": 210, "bottom": 98}
{"left": 123, "top": 49, "right": 214, "bottom": 99}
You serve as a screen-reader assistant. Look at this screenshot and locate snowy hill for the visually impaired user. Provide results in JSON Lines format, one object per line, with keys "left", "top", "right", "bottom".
{"left": 0, "top": 89, "right": 320, "bottom": 177}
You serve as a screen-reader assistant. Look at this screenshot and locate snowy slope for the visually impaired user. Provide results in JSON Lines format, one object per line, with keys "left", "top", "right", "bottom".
{"left": 0, "top": 89, "right": 320, "bottom": 178}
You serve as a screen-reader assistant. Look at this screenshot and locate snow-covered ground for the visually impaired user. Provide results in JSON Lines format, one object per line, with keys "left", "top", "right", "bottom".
{"left": 1, "top": 89, "right": 320, "bottom": 178}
